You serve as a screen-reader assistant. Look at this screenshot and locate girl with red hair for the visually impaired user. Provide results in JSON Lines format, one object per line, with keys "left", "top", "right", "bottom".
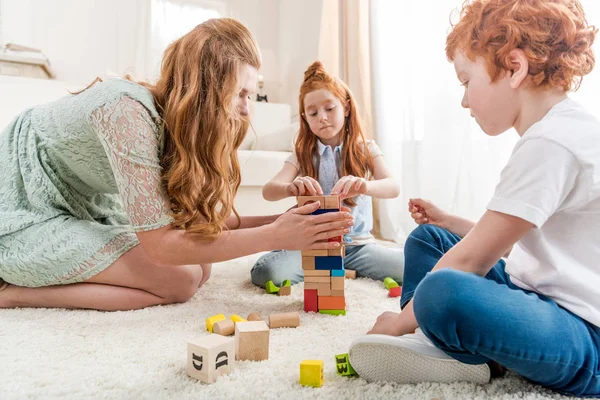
{"left": 250, "top": 61, "right": 403, "bottom": 288}
{"left": 349, "top": 0, "right": 600, "bottom": 395}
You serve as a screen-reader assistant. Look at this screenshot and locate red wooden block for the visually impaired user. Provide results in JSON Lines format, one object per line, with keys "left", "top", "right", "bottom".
{"left": 304, "top": 289, "right": 318, "bottom": 313}
{"left": 328, "top": 236, "right": 342, "bottom": 243}
{"left": 388, "top": 286, "right": 402, "bottom": 298}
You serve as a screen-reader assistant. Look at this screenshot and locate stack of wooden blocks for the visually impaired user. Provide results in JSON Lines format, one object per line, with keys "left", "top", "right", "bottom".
{"left": 299, "top": 195, "right": 346, "bottom": 316}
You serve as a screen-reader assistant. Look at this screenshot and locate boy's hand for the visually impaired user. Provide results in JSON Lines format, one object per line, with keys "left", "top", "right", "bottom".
{"left": 408, "top": 198, "right": 450, "bottom": 229}
{"left": 330, "top": 175, "right": 368, "bottom": 199}
{"left": 286, "top": 176, "right": 323, "bottom": 196}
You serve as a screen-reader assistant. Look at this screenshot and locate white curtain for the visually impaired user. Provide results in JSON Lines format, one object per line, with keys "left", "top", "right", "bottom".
{"left": 370, "top": 0, "right": 600, "bottom": 244}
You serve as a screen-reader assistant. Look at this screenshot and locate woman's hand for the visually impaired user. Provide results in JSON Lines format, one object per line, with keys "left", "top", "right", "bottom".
{"left": 408, "top": 198, "right": 451, "bottom": 229}
{"left": 286, "top": 176, "right": 324, "bottom": 196}
{"left": 330, "top": 175, "right": 368, "bottom": 199}
{"left": 269, "top": 201, "right": 353, "bottom": 250}
{"left": 367, "top": 311, "right": 413, "bottom": 336}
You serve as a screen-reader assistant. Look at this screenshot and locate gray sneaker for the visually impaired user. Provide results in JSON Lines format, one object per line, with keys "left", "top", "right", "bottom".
{"left": 348, "top": 329, "right": 490, "bottom": 384}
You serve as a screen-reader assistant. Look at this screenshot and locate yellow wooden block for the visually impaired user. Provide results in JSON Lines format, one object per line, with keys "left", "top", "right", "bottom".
{"left": 302, "top": 256, "right": 315, "bottom": 270}
{"left": 206, "top": 313, "right": 226, "bottom": 333}
{"left": 229, "top": 314, "right": 247, "bottom": 324}
{"left": 300, "top": 360, "right": 324, "bottom": 387}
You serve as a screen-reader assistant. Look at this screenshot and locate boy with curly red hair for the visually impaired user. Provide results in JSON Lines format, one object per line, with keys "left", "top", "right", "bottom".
{"left": 349, "top": 0, "right": 600, "bottom": 396}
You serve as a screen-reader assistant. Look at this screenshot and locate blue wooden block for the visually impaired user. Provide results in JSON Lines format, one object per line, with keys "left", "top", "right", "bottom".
{"left": 311, "top": 209, "right": 339, "bottom": 216}
{"left": 315, "top": 256, "right": 344, "bottom": 270}
{"left": 331, "top": 269, "right": 345, "bottom": 277}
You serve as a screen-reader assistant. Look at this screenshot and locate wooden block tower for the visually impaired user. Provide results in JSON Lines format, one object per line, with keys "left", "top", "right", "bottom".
{"left": 298, "top": 195, "right": 346, "bottom": 316}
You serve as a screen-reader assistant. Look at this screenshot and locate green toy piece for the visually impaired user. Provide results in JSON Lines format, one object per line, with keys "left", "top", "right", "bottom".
{"left": 384, "top": 277, "right": 400, "bottom": 290}
{"left": 335, "top": 353, "right": 357, "bottom": 377}
{"left": 318, "top": 309, "right": 346, "bottom": 316}
{"left": 282, "top": 279, "right": 291, "bottom": 287}
{"left": 265, "top": 280, "right": 280, "bottom": 294}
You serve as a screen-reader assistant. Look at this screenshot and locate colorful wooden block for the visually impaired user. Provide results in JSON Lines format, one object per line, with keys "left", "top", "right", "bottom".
{"left": 335, "top": 353, "right": 357, "bottom": 377}
{"left": 304, "top": 289, "right": 318, "bottom": 313}
{"left": 300, "top": 360, "right": 324, "bottom": 387}
{"left": 318, "top": 296, "right": 345, "bottom": 310}
{"left": 319, "top": 309, "right": 346, "bottom": 316}
{"left": 297, "top": 196, "right": 325, "bottom": 208}
{"left": 324, "top": 195, "right": 340, "bottom": 209}
{"left": 229, "top": 314, "right": 247, "bottom": 324}
{"left": 331, "top": 276, "right": 345, "bottom": 291}
{"left": 187, "top": 334, "right": 235, "bottom": 383}
{"left": 328, "top": 235, "right": 343, "bottom": 243}
{"left": 328, "top": 246, "right": 346, "bottom": 257}
{"left": 384, "top": 277, "right": 400, "bottom": 289}
{"left": 331, "top": 269, "right": 345, "bottom": 277}
{"left": 213, "top": 319, "right": 235, "bottom": 336}
{"left": 389, "top": 286, "right": 402, "bottom": 298}
{"left": 317, "top": 283, "right": 331, "bottom": 296}
{"left": 315, "top": 256, "right": 344, "bottom": 270}
{"left": 311, "top": 208, "right": 338, "bottom": 216}
{"left": 302, "top": 249, "right": 330, "bottom": 257}
{"left": 282, "top": 279, "right": 291, "bottom": 287}
{"left": 247, "top": 312, "right": 263, "bottom": 322}
{"left": 345, "top": 270, "right": 357, "bottom": 279}
{"left": 304, "top": 269, "right": 330, "bottom": 276}
{"left": 206, "top": 313, "right": 226, "bottom": 333}
{"left": 330, "top": 289, "right": 345, "bottom": 297}
{"left": 265, "top": 280, "right": 279, "bottom": 294}
{"left": 305, "top": 276, "right": 331, "bottom": 284}
{"left": 235, "top": 321, "right": 270, "bottom": 361}
{"left": 302, "top": 256, "right": 316, "bottom": 270}
{"left": 269, "top": 312, "right": 300, "bottom": 328}
{"left": 278, "top": 285, "right": 291, "bottom": 296}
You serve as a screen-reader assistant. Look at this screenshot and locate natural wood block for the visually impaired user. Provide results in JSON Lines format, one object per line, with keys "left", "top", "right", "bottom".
{"left": 330, "top": 289, "right": 344, "bottom": 297}
{"left": 206, "top": 313, "right": 226, "bottom": 333}
{"left": 300, "top": 360, "right": 324, "bottom": 387}
{"left": 278, "top": 285, "right": 291, "bottom": 296}
{"left": 345, "top": 270, "right": 357, "bottom": 279}
{"left": 318, "top": 296, "right": 345, "bottom": 310}
{"left": 269, "top": 312, "right": 300, "bottom": 328}
{"left": 305, "top": 276, "right": 331, "bottom": 284}
{"left": 331, "top": 276, "right": 345, "bottom": 291}
{"left": 317, "top": 283, "right": 331, "bottom": 296}
{"left": 302, "top": 256, "right": 315, "bottom": 270}
{"left": 304, "top": 269, "right": 330, "bottom": 276}
{"left": 297, "top": 195, "right": 325, "bottom": 208}
{"left": 328, "top": 246, "right": 345, "bottom": 257}
{"left": 187, "top": 334, "right": 235, "bottom": 383}
{"left": 324, "top": 195, "right": 340, "bottom": 209}
{"left": 235, "top": 321, "right": 270, "bottom": 361}
{"left": 302, "top": 249, "right": 329, "bottom": 257}
{"left": 304, "top": 282, "right": 319, "bottom": 290}
{"left": 213, "top": 319, "right": 235, "bottom": 336}
{"left": 247, "top": 312, "right": 263, "bottom": 322}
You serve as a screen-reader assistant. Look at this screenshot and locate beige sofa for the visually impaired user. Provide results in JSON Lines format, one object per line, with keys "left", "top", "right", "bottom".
{"left": 0, "top": 75, "right": 297, "bottom": 217}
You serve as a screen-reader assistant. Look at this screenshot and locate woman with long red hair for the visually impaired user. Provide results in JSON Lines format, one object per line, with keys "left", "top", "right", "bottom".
{"left": 0, "top": 19, "right": 352, "bottom": 311}
{"left": 251, "top": 61, "right": 402, "bottom": 288}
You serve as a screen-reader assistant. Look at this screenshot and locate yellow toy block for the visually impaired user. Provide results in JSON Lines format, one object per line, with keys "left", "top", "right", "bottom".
{"left": 300, "top": 360, "right": 324, "bottom": 387}
{"left": 229, "top": 314, "right": 247, "bottom": 324}
{"left": 206, "top": 313, "right": 226, "bottom": 333}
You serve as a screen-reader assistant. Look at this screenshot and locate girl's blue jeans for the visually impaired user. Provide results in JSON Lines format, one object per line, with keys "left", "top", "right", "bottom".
{"left": 402, "top": 224, "right": 600, "bottom": 397}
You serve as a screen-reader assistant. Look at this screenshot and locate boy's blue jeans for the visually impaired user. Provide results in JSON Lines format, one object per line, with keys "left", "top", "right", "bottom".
{"left": 402, "top": 224, "right": 600, "bottom": 397}
{"left": 251, "top": 244, "right": 404, "bottom": 287}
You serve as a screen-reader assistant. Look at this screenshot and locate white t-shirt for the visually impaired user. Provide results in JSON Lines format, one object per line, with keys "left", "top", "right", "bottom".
{"left": 487, "top": 98, "right": 600, "bottom": 327}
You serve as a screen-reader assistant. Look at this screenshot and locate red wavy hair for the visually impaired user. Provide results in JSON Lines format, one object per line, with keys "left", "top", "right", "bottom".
{"left": 296, "top": 61, "right": 373, "bottom": 207}
{"left": 446, "top": 0, "right": 597, "bottom": 91}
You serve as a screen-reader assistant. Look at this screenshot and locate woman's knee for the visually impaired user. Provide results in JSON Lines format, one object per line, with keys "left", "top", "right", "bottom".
{"left": 160, "top": 265, "right": 204, "bottom": 303}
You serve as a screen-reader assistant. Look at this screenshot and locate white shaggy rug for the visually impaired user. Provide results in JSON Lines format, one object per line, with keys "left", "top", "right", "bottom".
{"left": 0, "top": 253, "right": 578, "bottom": 400}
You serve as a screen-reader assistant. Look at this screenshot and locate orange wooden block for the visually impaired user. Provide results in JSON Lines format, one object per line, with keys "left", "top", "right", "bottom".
{"left": 302, "top": 256, "right": 315, "bottom": 270}
{"left": 317, "top": 283, "right": 331, "bottom": 296}
{"left": 304, "top": 270, "right": 330, "bottom": 276}
{"left": 297, "top": 196, "right": 325, "bottom": 208}
{"left": 331, "top": 277, "right": 344, "bottom": 291}
{"left": 318, "top": 296, "right": 346, "bottom": 310}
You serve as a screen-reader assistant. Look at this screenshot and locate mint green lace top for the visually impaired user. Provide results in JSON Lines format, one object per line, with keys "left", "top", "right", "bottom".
{"left": 0, "top": 79, "right": 173, "bottom": 287}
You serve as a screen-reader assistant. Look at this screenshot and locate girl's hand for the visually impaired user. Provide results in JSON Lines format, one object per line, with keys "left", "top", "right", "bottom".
{"left": 367, "top": 312, "right": 410, "bottom": 336}
{"left": 270, "top": 201, "right": 354, "bottom": 250}
{"left": 330, "top": 175, "right": 368, "bottom": 199}
{"left": 286, "top": 176, "right": 324, "bottom": 196}
{"left": 408, "top": 198, "right": 450, "bottom": 229}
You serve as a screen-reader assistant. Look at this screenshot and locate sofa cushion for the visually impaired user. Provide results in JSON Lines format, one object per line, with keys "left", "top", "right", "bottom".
{"left": 238, "top": 150, "right": 293, "bottom": 186}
